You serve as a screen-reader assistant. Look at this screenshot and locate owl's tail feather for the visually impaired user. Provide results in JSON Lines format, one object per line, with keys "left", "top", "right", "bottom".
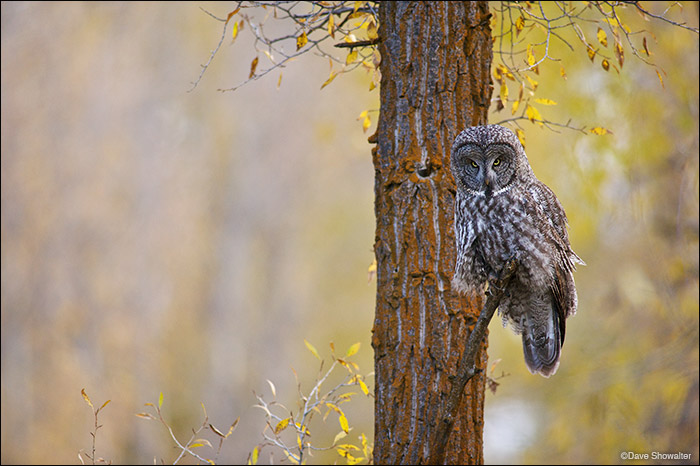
{"left": 521, "top": 309, "right": 561, "bottom": 378}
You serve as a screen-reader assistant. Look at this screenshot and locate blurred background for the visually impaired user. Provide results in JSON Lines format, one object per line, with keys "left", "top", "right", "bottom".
{"left": 1, "top": 2, "right": 697, "bottom": 465}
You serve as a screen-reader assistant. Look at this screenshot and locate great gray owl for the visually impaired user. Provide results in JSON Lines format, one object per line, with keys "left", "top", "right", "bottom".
{"left": 450, "top": 124, "right": 583, "bottom": 377}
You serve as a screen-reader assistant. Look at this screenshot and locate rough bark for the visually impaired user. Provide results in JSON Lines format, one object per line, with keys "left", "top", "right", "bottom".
{"left": 371, "top": 2, "right": 493, "bottom": 464}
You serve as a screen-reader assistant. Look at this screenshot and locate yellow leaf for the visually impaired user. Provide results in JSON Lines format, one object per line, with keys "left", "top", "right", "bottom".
{"left": 525, "top": 104, "right": 542, "bottom": 125}
{"left": 346, "top": 342, "right": 361, "bottom": 357}
{"left": 560, "top": 65, "right": 567, "bottom": 79}
{"left": 524, "top": 74, "right": 538, "bottom": 91}
{"left": 274, "top": 417, "right": 290, "bottom": 434}
{"left": 304, "top": 338, "right": 321, "bottom": 360}
{"left": 597, "top": 27, "right": 608, "bottom": 47}
{"left": 326, "top": 402, "right": 341, "bottom": 413}
{"left": 499, "top": 83, "right": 508, "bottom": 102}
{"left": 296, "top": 31, "right": 308, "bottom": 51}
{"left": 354, "top": 1, "right": 362, "bottom": 13}
{"left": 328, "top": 13, "right": 335, "bottom": 38}
{"left": 81, "top": 389, "right": 93, "bottom": 409}
{"left": 135, "top": 412, "right": 155, "bottom": 420}
{"left": 501, "top": 64, "right": 515, "bottom": 81}
{"left": 337, "top": 444, "right": 360, "bottom": 452}
{"left": 97, "top": 399, "right": 111, "bottom": 413}
{"left": 515, "top": 129, "right": 526, "bottom": 148}
{"left": 227, "top": 417, "right": 240, "bottom": 438}
{"left": 339, "top": 413, "right": 350, "bottom": 433}
{"left": 190, "top": 438, "right": 212, "bottom": 448}
{"left": 367, "top": 20, "right": 378, "bottom": 40}
{"left": 656, "top": 69, "right": 665, "bottom": 88}
{"left": 511, "top": 99, "right": 520, "bottom": 115}
{"left": 367, "top": 258, "right": 377, "bottom": 282}
{"left": 263, "top": 50, "right": 274, "bottom": 63}
{"left": 601, "top": 59, "right": 610, "bottom": 71}
{"left": 346, "top": 50, "right": 358, "bottom": 65}
{"left": 590, "top": 127, "right": 612, "bottom": 135}
{"left": 358, "top": 378, "right": 369, "bottom": 395}
{"left": 250, "top": 446, "right": 259, "bottom": 465}
{"left": 515, "top": 16, "right": 525, "bottom": 36}
{"left": 294, "top": 422, "right": 311, "bottom": 436}
{"left": 320, "top": 71, "right": 338, "bottom": 90}
{"left": 362, "top": 115, "right": 371, "bottom": 133}
{"left": 493, "top": 66, "right": 503, "bottom": 85}
{"left": 587, "top": 47, "right": 596, "bottom": 62}
{"left": 615, "top": 41, "right": 624, "bottom": 67}
{"left": 158, "top": 392, "right": 163, "bottom": 409}
{"left": 249, "top": 57, "right": 259, "bottom": 79}
{"left": 361, "top": 433, "right": 368, "bottom": 457}
{"left": 534, "top": 98, "right": 557, "bottom": 105}
{"left": 277, "top": 72, "right": 283, "bottom": 90}
{"left": 232, "top": 21, "right": 239, "bottom": 41}
{"left": 526, "top": 44, "right": 536, "bottom": 67}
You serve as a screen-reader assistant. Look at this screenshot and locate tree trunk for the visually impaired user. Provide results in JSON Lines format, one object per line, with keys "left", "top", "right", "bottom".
{"left": 371, "top": 2, "right": 493, "bottom": 464}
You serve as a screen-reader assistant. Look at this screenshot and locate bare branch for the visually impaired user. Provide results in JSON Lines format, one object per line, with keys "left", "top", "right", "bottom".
{"left": 631, "top": 2, "right": 699, "bottom": 34}
{"left": 334, "top": 38, "right": 381, "bottom": 48}
{"left": 429, "top": 258, "right": 519, "bottom": 466}
{"left": 188, "top": 7, "right": 238, "bottom": 92}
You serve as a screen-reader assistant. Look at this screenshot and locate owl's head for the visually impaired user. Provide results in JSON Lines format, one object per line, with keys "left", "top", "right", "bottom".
{"left": 450, "top": 125, "right": 530, "bottom": 197}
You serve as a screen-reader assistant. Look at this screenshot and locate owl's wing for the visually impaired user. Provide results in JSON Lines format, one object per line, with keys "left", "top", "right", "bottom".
{"left": 531, "top": 181, "right": 582, "bottom": 333}
{"left": 531, "top": 181, "right": 585, "bottom": 268}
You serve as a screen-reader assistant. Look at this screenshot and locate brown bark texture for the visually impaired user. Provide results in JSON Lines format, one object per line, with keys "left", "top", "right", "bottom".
{"left": 371, "top": 2, "right": 493, "bottom": 465}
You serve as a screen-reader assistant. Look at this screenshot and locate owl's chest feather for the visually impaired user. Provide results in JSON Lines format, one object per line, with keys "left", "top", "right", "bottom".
{"left": 469, "top": 191, "right": 553, "bottom": 285}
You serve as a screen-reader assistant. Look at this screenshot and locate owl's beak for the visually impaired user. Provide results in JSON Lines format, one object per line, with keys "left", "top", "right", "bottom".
{"left": 484, "top": 178, "right": 490, "bottom": 186}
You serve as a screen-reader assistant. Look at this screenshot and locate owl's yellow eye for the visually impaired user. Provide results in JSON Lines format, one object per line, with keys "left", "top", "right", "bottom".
{"left": 493, "top": 158, "right": 501, "bottom": 167}
{"left": 470, "top": 160, "right": 478, "bottom": 168}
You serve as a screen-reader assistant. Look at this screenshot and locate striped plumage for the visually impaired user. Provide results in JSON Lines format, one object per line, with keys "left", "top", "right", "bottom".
{"left": 450, "top": 125, "right": 583, "bottom": 377}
